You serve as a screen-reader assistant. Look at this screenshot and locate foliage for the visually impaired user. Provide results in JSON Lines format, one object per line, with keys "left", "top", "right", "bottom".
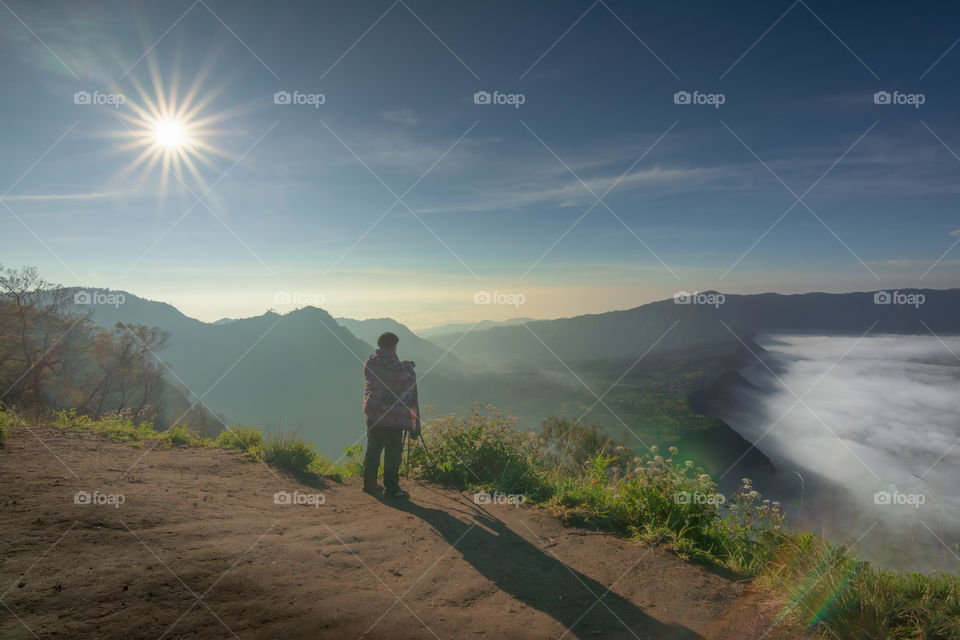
{"left": 214, "top": 425, "right": 264, "bottom": 453}
{"left": 261, "top": 432, "right": 319, "bottom": 476}
{"left": 310, "top": 443, "right": 365, "bottom": 482}
{"left": 758, "top": 532, "right": 960, "bottom": 639}
{"left": 46, "top": 409, "right": 363, "bottom": 480}
{"left": 404, "top": 406, "right": 778, "bottom": 569}
{"left": 538, "top": 415, "right": 631, "bottom": 471}
{"left": 53, "top": 408, "right": 158, "bottom": 445}
{"left": 159, "top": 425, "right": 207, "bottom": 447}
{"left": 407, "top": 404, "right": 547, "bottom": 498}
{"left": 0, "top": 406, "right": 17, "bottom": 444}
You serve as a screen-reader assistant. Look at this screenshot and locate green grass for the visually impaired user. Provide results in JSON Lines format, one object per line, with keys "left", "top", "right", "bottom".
{"left": 311, "top": 443, "right": 364, "bottom": 482}
{"left": 261, "top": 432, "right": 318, "bottom": 475}
{"left": 759, "top": 533, "right": 960, "bottom": 639}
{"left": 0, "top": 406, "right": 17, "bottom": 445}
{"left": 160, "top": 425, "right": 207, "bottom": 448}
{"left": 53, "top": 408, "right": 159, "bottom": 445}
{"left": 406, "top": 404, "right": 548, "bottom": 498}
{"left": 47, "top": 409, "right": 363, "bottom": 481}
{"left": 214, "top": 425, "right": 264, "bottom": 453}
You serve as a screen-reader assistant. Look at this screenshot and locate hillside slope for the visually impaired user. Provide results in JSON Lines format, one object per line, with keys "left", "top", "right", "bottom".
{"left": 430, "top": 289, "right": 960, "bottom": 369}
{"left": 0, "top": 428, "right": 811, "bottom": 640}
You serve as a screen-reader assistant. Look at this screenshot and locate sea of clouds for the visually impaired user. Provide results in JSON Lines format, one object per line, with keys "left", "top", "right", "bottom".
{"left": 716, "top": 334, "right": 960, "bottom": 573}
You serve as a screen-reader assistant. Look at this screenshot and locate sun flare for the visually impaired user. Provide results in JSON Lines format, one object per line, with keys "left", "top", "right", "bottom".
{"left": 110, "top": 63, "right": 237, "bottom": 196}
{"left": 152, "top": 118, "right": 187, "bottom": 149}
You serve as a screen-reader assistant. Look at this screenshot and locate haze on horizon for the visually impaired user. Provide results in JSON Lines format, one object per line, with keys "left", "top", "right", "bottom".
{"left": 2, "top": 1, "right": 960, "bottom": 328}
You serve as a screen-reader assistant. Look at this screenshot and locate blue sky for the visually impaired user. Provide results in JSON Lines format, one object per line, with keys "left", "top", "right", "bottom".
{"left": 1, "top": 0, "right": 959, "bottom": 328}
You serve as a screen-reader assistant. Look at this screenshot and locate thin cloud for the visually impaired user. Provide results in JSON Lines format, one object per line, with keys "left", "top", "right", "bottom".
{"left": 381, "top": 109, "right": 420, "bottom": 126}
{"left": 0, "top": 191, "right": 130, "bottom": 202}
{"left": 866, "top": 259, "right": 960, "bottom": 268}
{"left": 416, "top": 164, "right": 738, "bottom": 214}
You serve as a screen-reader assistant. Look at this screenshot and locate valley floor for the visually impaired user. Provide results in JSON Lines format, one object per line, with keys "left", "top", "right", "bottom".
{"left": 0, "top": 428, "right": 813, "bottom": 639}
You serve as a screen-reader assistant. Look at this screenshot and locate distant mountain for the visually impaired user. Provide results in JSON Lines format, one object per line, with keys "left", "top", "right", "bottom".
{"left": 212, "top": 317, "right": 236, "bottom": 326}
{"left": 429, "top": 289, "right": 960, "bottom": 370}
{"left": 74, "top": 291, "right": 608, "bottom": 453}
{"left": 334, "top": 317, "right": 464, "bottom": 374}
{"left": 418, "top": 317, "right": 535, "bottom": 339}
{"left": 77, "top": 290, "right": 375, "bottom": 453}
{"left": 77, "top": 292, "right": 559, "bottom": 454}
{"left": 71, "top": 287, "right": 960, "bottom": 476}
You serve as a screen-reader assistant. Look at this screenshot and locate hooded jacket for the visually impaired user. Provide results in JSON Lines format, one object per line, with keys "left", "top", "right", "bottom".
{"left": 362, "top": 348, "right": 420, "bottom": 430}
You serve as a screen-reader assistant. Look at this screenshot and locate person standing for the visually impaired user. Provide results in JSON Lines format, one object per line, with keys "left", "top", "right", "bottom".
{"left": 361, "top": 331, "right": 420, "bottom": 498}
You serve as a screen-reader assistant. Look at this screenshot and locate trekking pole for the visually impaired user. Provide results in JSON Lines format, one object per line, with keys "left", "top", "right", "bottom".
{"left": 415, "top": 431, "right": 440, "bottom": 468}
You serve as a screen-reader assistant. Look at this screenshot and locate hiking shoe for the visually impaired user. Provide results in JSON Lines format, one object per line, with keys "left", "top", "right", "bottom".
{"left": 362, "top": 484, "right": 383, "bottom": 496}
{"left": 384, "top": 487, "right": 409, "bottom": 500}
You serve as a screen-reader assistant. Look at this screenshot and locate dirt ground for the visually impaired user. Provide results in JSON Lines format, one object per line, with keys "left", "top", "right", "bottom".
{"left": 0, "top": 427, "right": 814, "bottom": 639}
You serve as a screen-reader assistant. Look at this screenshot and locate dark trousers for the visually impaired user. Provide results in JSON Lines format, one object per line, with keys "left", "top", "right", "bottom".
{"left": 363, "top": 424, "right": 404, "bottom": 491}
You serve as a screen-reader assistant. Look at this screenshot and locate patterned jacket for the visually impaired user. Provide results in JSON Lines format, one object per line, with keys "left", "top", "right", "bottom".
{"left": 362, "top": 348, "right": 420, "bottom": 431}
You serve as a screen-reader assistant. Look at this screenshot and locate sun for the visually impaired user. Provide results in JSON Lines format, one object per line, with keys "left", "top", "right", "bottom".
{"left": 152, "top": 118, "right": 187, "bottom": 149}
{"left": 110, "top": 63, "right": 238, "bottom": 196}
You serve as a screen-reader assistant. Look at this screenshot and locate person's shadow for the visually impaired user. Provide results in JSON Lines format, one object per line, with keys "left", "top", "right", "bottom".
{"left": 386, "top": 492, "right": 703, "bottom": 640}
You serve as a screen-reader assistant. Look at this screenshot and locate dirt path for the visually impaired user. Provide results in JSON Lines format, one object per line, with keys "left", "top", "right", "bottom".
{"left": 0, "top": 428, "right": 811, "bottom": 639}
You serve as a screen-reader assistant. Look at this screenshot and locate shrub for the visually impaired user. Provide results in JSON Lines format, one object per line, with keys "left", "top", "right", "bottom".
{"left": 215, "top": 426, "right": 265, "bottom": 452}
{"left": 543, "top": 446, "right": 784, "bottom": 573}
{"left": 539, "top": 416, "right": 631, "bottom": 471}
{"left": 310, "top": 443, "right": 364, "bottom": 481}
{"left": 262, "top": 432, "right": 319, "bottom": 476}
{"left": 0, "top": 421, "right": 7, "bottom": 445}
{"left": 408, "top": 404, "right": 547, "bottom": 498}
{"left": 160, "top": 425, "right": 206, "bottom": 447}
{"left": 0, "top": 406, "right": 16, "bottom": 444}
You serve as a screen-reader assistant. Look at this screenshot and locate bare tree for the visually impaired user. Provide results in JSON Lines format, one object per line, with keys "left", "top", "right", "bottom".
{"left": 0, "top": 264, "right": 176, "bottom": 427}
{"left": 75, "top": 323, "right": 169, "bottom": 422}
{"left": 0, "top": 264, "right": 89, "bottom": 417}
